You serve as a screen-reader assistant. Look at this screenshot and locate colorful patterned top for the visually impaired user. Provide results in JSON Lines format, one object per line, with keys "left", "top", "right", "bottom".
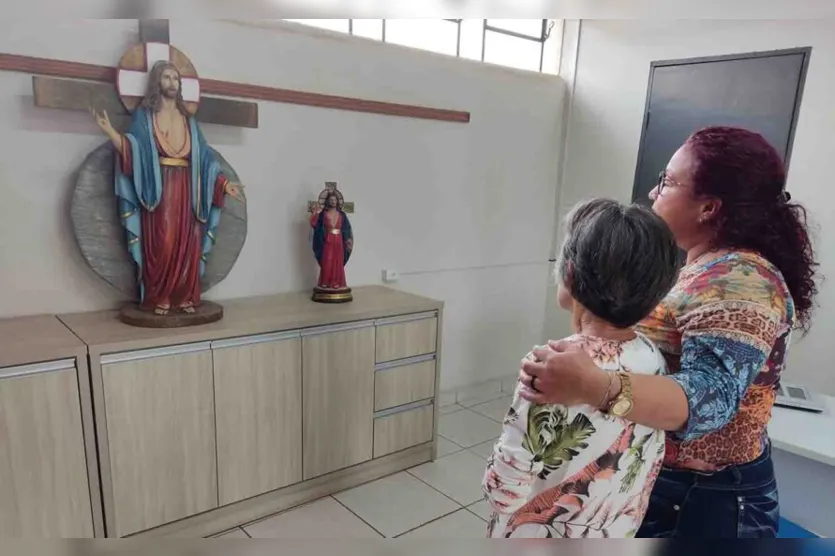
{"left": 483, "top": 334, "right": 666, "bottom": 538}
{"left": 637, "top": 250, "right": 794, "bottom": 472}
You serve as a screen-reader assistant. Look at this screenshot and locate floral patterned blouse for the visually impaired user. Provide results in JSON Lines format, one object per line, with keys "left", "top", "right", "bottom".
{"left": 637, "top": 250, "right": 794, "bottom": 472}
{"left": 483, "top": 334, "right": 667, "bottom": 538}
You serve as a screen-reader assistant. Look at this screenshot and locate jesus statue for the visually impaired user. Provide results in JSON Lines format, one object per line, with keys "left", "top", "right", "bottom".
{"left": 92, "top": 61, "right": 244, "bottom": 316}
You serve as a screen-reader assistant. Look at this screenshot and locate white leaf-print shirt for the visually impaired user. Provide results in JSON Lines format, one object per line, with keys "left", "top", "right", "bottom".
{"left": 482, "top": 333, "right": 667, "bottom": 538}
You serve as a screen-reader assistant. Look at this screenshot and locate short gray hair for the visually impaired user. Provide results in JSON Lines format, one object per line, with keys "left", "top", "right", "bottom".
{"left": 557, "top": 199, "right": 679, "bottom": 328}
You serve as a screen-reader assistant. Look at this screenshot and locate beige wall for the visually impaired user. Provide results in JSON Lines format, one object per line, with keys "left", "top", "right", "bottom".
{"left": 546, "top": 19, "right": 835, "bottom": 394}
{"left": 0, "top": 20, "right": 565, "bottom": 390}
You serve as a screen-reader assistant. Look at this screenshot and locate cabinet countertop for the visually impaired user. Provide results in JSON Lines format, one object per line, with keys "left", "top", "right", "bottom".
{"left": 58, "top": 286, "right": 443, "bottom": 356}
{"left": 0, "top": 315, "right": 86, "bottom": 368}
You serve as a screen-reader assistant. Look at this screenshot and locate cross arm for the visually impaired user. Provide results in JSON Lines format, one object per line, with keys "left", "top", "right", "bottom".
{"left": 32, "top": 76, "right": 259, "bottom": 129}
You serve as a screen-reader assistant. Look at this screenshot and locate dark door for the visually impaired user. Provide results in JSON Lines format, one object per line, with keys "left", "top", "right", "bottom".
{"left": 632, "top": 48, "right": 810, "bottom": 206}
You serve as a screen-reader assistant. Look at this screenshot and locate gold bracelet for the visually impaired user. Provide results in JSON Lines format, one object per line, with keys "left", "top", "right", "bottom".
{"left": 597, "top": 372, "right": 615, "bottom": 409}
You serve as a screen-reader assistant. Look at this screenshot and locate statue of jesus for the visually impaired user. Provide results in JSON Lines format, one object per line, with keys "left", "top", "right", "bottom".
{"left": 92, "top": 61, "right": 244, "bottom": 316}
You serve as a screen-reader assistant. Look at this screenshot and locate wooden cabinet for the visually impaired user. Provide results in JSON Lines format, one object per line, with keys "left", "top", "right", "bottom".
{"left": 373, "top": 403, "right": 435, "bottom": 458}
{"left": 375, "top": 313, "right": 438, "bottom": 363}
{"left": 0, "top": 360, "right": 93, "bottom": 537}
{"left": 101, "top": 345, "right": 217, "bottom": 537}
{"left": 58, "top": 286, "right": 443, "bottom": 537}
{"left": 375, "top": 355, "right": 436, "bottom": 411}
{"left": 213, "top": 332, "right": 303, "bottom": 505}
{"left": 302, "top": 323, "right": 376, "bottom": 480}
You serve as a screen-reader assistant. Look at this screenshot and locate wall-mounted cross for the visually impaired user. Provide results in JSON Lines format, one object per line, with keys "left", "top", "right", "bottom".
{"left": 8, "top": 19, "right": 469, "bottom": 127}
{"left": 308, "top": 182, "right": 355, "bottom": 214}
{"left": 31, "top": 20, "right": 259, "bottom": 130}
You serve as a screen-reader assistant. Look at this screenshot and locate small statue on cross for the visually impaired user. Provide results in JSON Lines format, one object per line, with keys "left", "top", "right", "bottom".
{"left": 309, "top": 182, "right": 354, "bottom": 303}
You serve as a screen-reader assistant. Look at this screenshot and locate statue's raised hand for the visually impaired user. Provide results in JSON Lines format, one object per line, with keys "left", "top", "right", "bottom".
{"left": 92, "top": 108, "right": 114, "bottom": 134}
{"left": 90, "top": 107, "right": 123, "bottom": 152}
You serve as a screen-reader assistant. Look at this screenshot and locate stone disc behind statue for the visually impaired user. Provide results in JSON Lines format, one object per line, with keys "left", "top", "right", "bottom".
{"left": 71, "top": 142, "right": 247, "bottom": 303}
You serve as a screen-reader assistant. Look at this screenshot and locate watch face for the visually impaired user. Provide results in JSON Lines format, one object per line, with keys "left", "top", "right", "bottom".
{"left": 612, "top": 398, "right": 634, "bottom": 417}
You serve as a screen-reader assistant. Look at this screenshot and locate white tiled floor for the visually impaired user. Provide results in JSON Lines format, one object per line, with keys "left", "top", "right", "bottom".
{"left": 215, "top": 407, "right": 508, "bottom": 539}
{"left": 401, "top": 509, "right": 487, "bottom": 538}
{"left": 437, "top": 407, "right": 504, "bottom": 448}
{"left": 246, "top": 497, "right": 382, "bottom": 538}
{"left": 470, "top": 396, "right": 513, "bottom": 422}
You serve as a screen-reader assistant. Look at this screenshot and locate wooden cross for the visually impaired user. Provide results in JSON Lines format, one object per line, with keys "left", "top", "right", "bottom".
{"left": 31, "top": 20, "right": 259, "bottom": 130}
{"left": 13, "top": 19, "right": 469, "bottom": 126}
{"left": 308, "top": 182, "right": 355, "bottom": 214}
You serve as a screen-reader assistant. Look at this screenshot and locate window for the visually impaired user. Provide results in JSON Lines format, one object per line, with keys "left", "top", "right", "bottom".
{"left": 283, "top": 19, "right": 562, "bottom": 74}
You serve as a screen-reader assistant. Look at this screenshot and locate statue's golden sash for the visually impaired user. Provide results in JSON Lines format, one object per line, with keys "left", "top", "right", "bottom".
{"left": 159, "top": 157, "right": 189, "bottom": 168}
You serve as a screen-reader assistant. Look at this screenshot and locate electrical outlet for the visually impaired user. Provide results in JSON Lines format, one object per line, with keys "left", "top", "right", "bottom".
{"left": 382, "top": 269, "right": 400, "bottom": 283}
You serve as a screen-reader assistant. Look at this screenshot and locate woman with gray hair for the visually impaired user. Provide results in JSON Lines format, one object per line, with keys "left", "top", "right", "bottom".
{"left": 482, "top": 199, "right": 680, "bottom": 538}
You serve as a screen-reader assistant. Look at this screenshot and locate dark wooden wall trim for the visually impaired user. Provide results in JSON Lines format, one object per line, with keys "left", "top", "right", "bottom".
{"left": 200, "top": 78, "right": 470, "bottom": 123}
{"left": 0, "top": 53, "right": 115, "bottom": 82}
{"left": 0, "top": 52, "right": 471, "bottom": 124}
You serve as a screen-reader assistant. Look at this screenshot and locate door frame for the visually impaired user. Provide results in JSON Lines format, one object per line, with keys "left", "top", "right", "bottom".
{"left": 631, "top": 47, "right": 812, "bottom": 203}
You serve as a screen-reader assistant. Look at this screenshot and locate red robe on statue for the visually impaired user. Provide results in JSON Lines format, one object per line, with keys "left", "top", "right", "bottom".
{"left": 309, "top": 209, "right": 347, "bottom": 289}
{"left": 119, "top": 126, "right": 227, "bottom": 311}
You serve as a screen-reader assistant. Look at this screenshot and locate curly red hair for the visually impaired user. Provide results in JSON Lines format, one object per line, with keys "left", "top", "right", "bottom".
{"left": 685, "top": 126, "right": 818, "bottom": 332}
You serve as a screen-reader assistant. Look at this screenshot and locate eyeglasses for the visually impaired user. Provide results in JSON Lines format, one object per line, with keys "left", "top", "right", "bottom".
{"left": 656, "top": 170, "right": 685, "bottom": 196}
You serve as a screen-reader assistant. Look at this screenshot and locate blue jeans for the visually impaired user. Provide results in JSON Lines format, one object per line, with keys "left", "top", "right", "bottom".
{"left": 637, "top": 443, "right": 779, "bottom": 538}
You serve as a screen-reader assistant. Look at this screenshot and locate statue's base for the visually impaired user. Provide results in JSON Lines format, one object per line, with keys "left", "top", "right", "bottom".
{"left": 119, "top": 301, "right": 224, "bottom": 328}
{"left": 312, "top": 287, "right": 353, "bottom": 304}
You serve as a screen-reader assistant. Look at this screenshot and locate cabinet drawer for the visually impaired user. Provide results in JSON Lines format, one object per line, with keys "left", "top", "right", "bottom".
{"left": 375, "top": 358, "right": 436, "bottom": 411}
{"left": 373, "top": 403, "right": 434, "bottom": 458}
{"left": 375, "top": 314, "right": 437, "bottom": 363}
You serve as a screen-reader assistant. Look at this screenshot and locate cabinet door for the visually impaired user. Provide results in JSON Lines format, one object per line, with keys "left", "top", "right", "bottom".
{"left": 102, "top": 347, "right": 217, "bottom": 536}
{"left": 213, "top": 334, "right": 303, "bottom": 506}
{"left": 302, "top": 325, "right": 375, "bottom": 480}
{"left": 0, "top": 361, "right": 93, "bottom": 537}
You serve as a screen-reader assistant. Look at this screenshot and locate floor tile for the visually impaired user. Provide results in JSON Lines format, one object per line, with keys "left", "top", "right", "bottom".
{"left": 409, "top": 449, "right": 487, "bottom": 505}
{"left": 470, "top": 396, "right": 513, "bottom": 422}
{"left": 439, "top": 391, "right": 457, "bottom": 407}
{"left": 468, "top": 438, "right": 498, "bottom": 460}
{"left": 439, "top": 403, "right": 465, "bottom": 415}
{"left": 501, "top": 376, "right": 519, "bottom": 393}
{"left": 467, "top": 500, "right": 492, "bottom": 522}
{"left": 436, "top": 436, "right": 464, "bottom": 457}
{"left": 245, "top": 497, "right": 382, "bottom": 538}
{"left": 438, "top": 409, "right": 502, "bottom": 448}
{"left": 401, "top": 509, "right": 488, "bottom": 538}
{"left": 457, "top": 383, "right": 505, "bottom": 408}
{"left": 214, "top": 527, "right": 249, "bottom": 538}
{"left": 334, "top": 472, "right": 459, "bottom": 538}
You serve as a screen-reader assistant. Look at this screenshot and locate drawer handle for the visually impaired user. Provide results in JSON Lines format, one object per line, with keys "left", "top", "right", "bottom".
{"left": 0, "top": 358, "right": 76, "bottom": 379}
{"left": 375, "top": 312, "right": 437, "bottom": 327}
{"left": 375, "top": 353, "right": 436, "bottom": 372}
{"left": 212, "top": 330, "right": 301, "bottom": 349}
{"left": 374, "top": 398, "right": 434, "bottom": 419}
{"left": 300, "top": 320, "right": 375, "bottom": 337}
{"left": 100, "top": 342, "right": 212, "bottom": 365}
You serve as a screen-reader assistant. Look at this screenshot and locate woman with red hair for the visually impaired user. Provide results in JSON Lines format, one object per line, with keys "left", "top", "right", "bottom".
{"left": 518, "top": 127, "right": 818, "bottom": 538}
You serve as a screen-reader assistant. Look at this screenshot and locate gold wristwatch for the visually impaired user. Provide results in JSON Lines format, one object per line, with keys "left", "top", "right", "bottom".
{"left": 606, "top": 371, "right": 634, "bottom": 418}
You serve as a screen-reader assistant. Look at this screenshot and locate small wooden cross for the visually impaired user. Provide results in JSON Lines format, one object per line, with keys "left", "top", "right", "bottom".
{"left": 308, "top": 182, "right": 355, "bottom": 214}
